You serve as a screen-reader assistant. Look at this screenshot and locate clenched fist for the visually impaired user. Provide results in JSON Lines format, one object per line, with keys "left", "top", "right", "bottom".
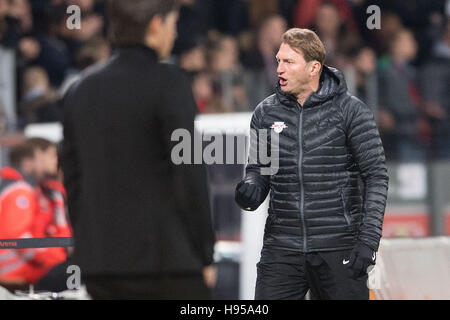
{"left": 235, "top": 180, "right": 264, "bottom": 211}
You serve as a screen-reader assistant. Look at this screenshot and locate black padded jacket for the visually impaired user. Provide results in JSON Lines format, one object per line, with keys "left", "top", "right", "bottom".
{"left": 242, "top": 65, "right": 389, "bottom": 253}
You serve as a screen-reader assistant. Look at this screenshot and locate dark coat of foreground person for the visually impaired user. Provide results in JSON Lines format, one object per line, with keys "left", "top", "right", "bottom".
{"left": 62, "top": 45, "right": 215, "bottom": 277}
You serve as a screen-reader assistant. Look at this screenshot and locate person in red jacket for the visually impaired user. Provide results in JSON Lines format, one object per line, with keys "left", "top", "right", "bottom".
{"left": 0, "top": 143, "right": 48, "bottom": 284}
{"left": 26, "top": 138, "right": 72, "bottom": 240}
{"left": 0, "top": 140, "right": 71, "bottom": 286}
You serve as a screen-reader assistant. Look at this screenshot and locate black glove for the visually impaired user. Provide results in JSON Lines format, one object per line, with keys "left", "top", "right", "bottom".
{"left": 235, "top": 180, "right": 263, "bottom": 211}
{"left": 345, "top": 241, "right": 376, "bottom": 279}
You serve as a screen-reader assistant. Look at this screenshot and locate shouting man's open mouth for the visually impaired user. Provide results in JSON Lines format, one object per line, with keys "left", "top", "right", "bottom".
{"left": 279, "top": 76, "right": 288, "bottom": 87}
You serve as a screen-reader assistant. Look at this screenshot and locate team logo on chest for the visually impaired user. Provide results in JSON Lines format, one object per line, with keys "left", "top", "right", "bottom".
{"left": 271, "top": 121, "right": 288, "bottom": 134}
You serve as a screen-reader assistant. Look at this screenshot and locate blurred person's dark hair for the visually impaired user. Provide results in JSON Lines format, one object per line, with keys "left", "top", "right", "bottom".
{"left": 6, "top": 0, "right": 33, "bottom": 34}
{"left": 0, "top": 0, "right": 21, "bottom": 47}
{"left": 43, "top": 2, "right": 67, "bottom": 35}
{"left": 173, "top": 0, "right": 212, "bottom": 55}
{"left": 25, "top": 137, "right": 56, "bottom": 153}
{"left": 313, "top": 1, "right": 361, "bottom": 68}
{"left": 210, "top": 0, "right": 249, "bottom": 35}
{"left": 374, "top": 11, "right": 404, "bottom": 55}
{"left": 247, "top": 0, "right": 279, "bottom": 28}
{"left": 107, "top": 0, "right": 180, "bottom": 47}
{"left": 8, "top": 142, "right": 33, "bottom": 169}
{"left": 29, "top": 140, "right": 64, "bottom": 176}
{"left": 176, "top": 37, "right": 207, "bottom": 75}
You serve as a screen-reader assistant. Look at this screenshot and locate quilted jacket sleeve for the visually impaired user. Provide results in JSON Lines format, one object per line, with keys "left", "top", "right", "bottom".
{"left": 242, "top": 105, "right": 271, "bottom": 207}
{"left": 344, "top": 95, "right": 389, "bottom": 251}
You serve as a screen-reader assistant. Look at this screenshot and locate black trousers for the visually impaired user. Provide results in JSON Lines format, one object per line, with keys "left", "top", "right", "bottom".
{"left": 35, "top": 260, "right": 71, "bottom": 292}
{"left": 84, "top": 274, "right": 211, "bottom": 300}
{"left": 255, "top": 247, "right": 369, "bottom": 300}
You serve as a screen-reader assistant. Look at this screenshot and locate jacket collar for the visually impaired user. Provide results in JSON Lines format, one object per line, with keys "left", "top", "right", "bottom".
{"left": 1, "top": 167, "right": 37, "bottom": 186}
{"left": 41, "top": 179, "right": 67, "bottom": 198}
{"left": 114, "top": 44, "right": 159, "bottom": 62}
{"left": 275, "top": 65, "right": 348, "bottom": 108}
{"left": 1, "top": 167, "right": 24, "bottom": 180}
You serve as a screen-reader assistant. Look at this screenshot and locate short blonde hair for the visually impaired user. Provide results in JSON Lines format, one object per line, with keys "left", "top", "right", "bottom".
{"left": 282, "top": 28, "right": 326, "bottom": 66}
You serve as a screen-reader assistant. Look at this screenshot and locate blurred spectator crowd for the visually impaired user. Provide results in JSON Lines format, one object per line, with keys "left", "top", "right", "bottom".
{"left": 0, "top": 0, "right": 449, "bottom": 162}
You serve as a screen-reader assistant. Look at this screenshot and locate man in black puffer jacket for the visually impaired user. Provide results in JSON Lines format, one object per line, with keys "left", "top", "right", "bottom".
{"left": 235, "top": 28, "right": 389, "bottom": 300}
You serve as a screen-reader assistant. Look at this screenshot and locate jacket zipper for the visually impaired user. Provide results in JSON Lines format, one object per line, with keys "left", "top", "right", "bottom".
{"left": 297, "top": 104, "right": 307, "bottom": 252}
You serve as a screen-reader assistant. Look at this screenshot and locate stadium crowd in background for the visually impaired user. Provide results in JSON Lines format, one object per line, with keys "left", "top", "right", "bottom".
{"left": 0, "top": 0, "right": 449, "bottom": 161}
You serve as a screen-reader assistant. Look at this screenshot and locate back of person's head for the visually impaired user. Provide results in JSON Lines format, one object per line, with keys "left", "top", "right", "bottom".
{"left": 8, "top": 143, "right": 34, "bottom": 170}
{"left": 107, "top": 0, "right": 180, "bottom": 47}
